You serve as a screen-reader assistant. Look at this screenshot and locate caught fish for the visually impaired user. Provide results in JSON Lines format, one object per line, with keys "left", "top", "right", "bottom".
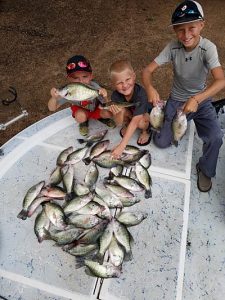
{"left": 108, "top": 235, "right": 124, "bottom": 267}
{"left": 63, "top": 192, "right": 93, "bottom": 214}
{"left": 101, "top": 100, "right": 140, "bottom": 109}
{"left": 113, "top": 219, "right": 132, "bottom": 259}
{"left": 84, "top": 164, "right": 99, "bottom": 189}
{"left": 95, "top": 187, "right": 123, "bottom": 209}
{"left": 139, "top": 151, "right": 152, "bottom": 169}
{"left": 149, "top": 102, "right": 164, "bottom": 130}
{"left": 34, "top": 209, "right": 51, "bottom": 243}
{"left": 44, "top": 226, "right": 82, "bottom": 246}
{"left": 67, "top": 213, "right": 102, "bottom": 229}
{"left": 58, "top": 82, "right": 99, "bottom": 102}
{"left": 98, "top": 219, "right": 114, "bottom": 259}
{"left": 108, "top": 175, "right": 144, "bottom": 192}
{"left": 75, "top": 201, "right": 106, "bottom": 215}
{"left": 93, "top": 150, "right": 126, "bottom": 169}
{"left": 61, "top": 164, "right": 74, "bottom": 195}
{"left": 172, "top": 110, "right": 187, "bottom": 146}
{"left": 93, "top": 195, "right": 111, "bottom": 219}
{"left": 83, "top": 140, "right": 110, "bottom": 165}
{"left": 47, "top": 166, "right": 62, "bottom": 186}
{"left": 44, "top": 202, "right": 68, "bottom": 230}
{"left": 135, "top": 163, "right": 152, "bottom": 199}
{"left": 40, "top": 186, "right": 66, "bottom": 199}
{"left": 26, "top": 196, "right": 51, "bottom": 218}
{"left": 119, "top": 197, "right": 141, "bottom": 207}
{"left": 65, "top": 244, "right": 99, "bottom": 256}
{"left": 84, "top": 260, "right": 121, "bottom": 278}
{"left": 107, "top": 165, "right": 123, "bottom": 180}
{"left": 77, "top": 129, "right": 108, "bottom": 145}
{"left": 120, "top": 149, "right": 149, "bottom": 164}
{"left": 73, "top": 182, "right": 90, "bottom": 196}
{"left": 123, "top": 145, "right": 141, "bottom": 155}
{"left": 56, "top": 146, "right": 73, "bottom": 166}
{"left": 104, "top": 182, "right": 134, "bottom": 198}
{"left": 116, "top": 211, "right": 148, "bottom": 227}
{"left": 17, "top": 181, "right": 45, "bottom": 220}
{"left": 65, "top": 146, "right": 90, "bottom": 165}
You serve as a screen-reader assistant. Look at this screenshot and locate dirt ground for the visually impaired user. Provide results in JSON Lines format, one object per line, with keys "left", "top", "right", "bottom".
{"left": 1, "top": 0, "right": 225, "bottom": 146}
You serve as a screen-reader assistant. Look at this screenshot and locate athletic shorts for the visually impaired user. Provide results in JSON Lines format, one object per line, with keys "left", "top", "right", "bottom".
{"left": 70, "top": 105, "right": 101, "bottom": 120}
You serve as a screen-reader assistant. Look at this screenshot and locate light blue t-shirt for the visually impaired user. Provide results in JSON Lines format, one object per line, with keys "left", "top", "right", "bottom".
{"left": 154, "top": 36, "right": 221, "bottom": 102}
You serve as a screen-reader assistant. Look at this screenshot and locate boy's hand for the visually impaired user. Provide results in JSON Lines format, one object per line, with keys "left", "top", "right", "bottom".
{"left": 50, "top": 88, "right": 61, "bottom": 100}
{"left": 109, "top": 104, "right": 122, "bottom": 115}
{"left": 98, "top": 88, "right": 108, "bottom": 99}
{"left": 183, "top": 97, "right": 199, "bottom": 114}
{"left": 147, "top": 87, "right": 161, "bottom": 107}
{"left": 111, "top": 143, "right": 125, "bottom": 159}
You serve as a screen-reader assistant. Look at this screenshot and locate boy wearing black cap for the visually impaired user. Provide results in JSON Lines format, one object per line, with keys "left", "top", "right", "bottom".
{"left": 142, "top": 1, "right": 225, "bottom": 192}
{"left": 48, "top": 55, "right": 114, "bottom": 136}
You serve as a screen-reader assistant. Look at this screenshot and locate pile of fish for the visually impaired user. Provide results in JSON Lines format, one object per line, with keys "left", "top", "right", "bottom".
{"left": 149, "top": 101, "right": 188, "bottom": 145}
{"left": 17, "top": 129, "right": 152, "bottom": 278}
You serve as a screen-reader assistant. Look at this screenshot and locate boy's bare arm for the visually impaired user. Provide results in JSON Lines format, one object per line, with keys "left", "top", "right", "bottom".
{"left": 47, "top": 88, "right": 63, "bottom": 111}
{"left": 111, "top": 115, "right": 141, "bottom": 158}
{"left": 183, "top": 66, "right": 225, "bottom": 113}
{"left": 142, "top": 61, "right": 161, "bottom": 106}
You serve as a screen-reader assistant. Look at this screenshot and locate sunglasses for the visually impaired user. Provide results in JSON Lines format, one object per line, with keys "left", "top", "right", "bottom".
{"left": 66, "top": 61, "right": 89, "bottom": 70}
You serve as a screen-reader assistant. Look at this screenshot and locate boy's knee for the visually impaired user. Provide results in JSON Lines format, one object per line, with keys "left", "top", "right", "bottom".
{"left": 153, "top": 132, "right": 172, "bottom": 148}
{"left": 74, "top": 110, "right": 88, "bottom": 123}
{"left": 138, "top": 114, "right": 150, "bottom": 129}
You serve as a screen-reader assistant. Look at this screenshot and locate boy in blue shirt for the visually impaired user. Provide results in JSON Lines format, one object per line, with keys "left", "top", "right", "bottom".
{"left": 142, "top": 1, "right": 225, "bottom": 192}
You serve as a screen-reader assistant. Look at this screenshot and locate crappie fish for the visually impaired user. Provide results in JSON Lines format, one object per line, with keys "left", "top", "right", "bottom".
{"left": 58, "top": 82, "right": 99, "bottom": 102}
{"left": 84, "top": 164, "right": 99, "bottom": 189}
{"left": 109, "top": 175, "right": 144, "bottom": 192}
{"left": 84, "top": 260, "right": 121, "bottom": 278}
{"left": 73, "top": 182, "right": 90, "bottom": 196}
{"left": 113, "top": 219, "right": 132, "bottom": 258}
{"left": 61, "top": 165, "right": 74, "bottom": 194}
{"left": 83, "top": 140, "right": 110, "bottom": 165}
{"left": 119, "top": 196, "right": 141, "bottom": 207}
{"left": 135, "top": 162, "right": 152, "bottom": 199}
{"left": 116, "top": 211, "right": 148, "bottom": 227}
{"left": 44, "top": 202, "right": 68, "bottom": 230}
{"left": 47, "top": 166, "right": 62, "bottom": 186}
{"left": 17, "top": 181, "right": 45, "bottom": 220}
{"left": 56, "top": 146, "right": 73, "bottom": 166}
{"left": 65, "top": 145, "right": 90, "bottom": 165}
{"left": 104, "top": 182, "right": 134, "bottom": 198}
{"left": 44, "top": 226, "right": 82, "bottom": 246}
{"left": 172, "top": 110, "right": 188, "bottom": 146}
{"left": 95, "top": 188, "right": 123, "bottom": 209}
{"left": 98, "top": 219, "right": 114, "bottom": 259}
{"left": 108, "top": 235, "right": 124, "bottom": 267}
{"left": 93, "top": 195, "right": 111, "bottom": 219}
{"left": 77, "top": 129, "right": 108, "bottom": 145}
{"left": 63, "top": 192, "right": 93, "bottom": 213}
{"left": 65, "top": 244, "right": 99, "bottom": 256}
{"left": 92, "top": 150, "right": 126, "bottom": 168}
{"left": 139, "top": 151, "right": 152, "bottom": 169}
{"left": 67, "top": 213, "right": 102, "bottom": 229}
{"left": 101, "top": 100, "right": 141, "bottom": 109}
{"left": 120, "top": 149, "right": 149, "bottom": 164}
{"left": 34, "top": 209, "right": 51, "bottom": 243}
{"left": 149, "top": 102, "right": 164, "bottom": 129}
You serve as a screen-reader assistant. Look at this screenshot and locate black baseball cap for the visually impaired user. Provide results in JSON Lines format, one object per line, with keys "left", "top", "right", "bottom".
{"left": 66, "top": 55, "right": 92, "bottom": 76}
{"left": 170, "top": 1, "right": 204, "bottom": 26}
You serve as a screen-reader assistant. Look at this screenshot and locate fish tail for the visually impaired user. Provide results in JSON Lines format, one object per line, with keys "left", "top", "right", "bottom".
{"left": 145, "top": 189, "right": 152, "bottom": 199}
{"left": 65, "top": 192, "right": 75, "bottom": 202}
{"left": 124, "top": 250, "right": 133, "bottom": 261}
{"left": 83, "top": 157, "right": 91, "bottom": 165}
{"left": 17, "top": 209, "right": 28, "bottom": 220}
{"left": 86, "top": 141, "right": 94, "bottom": 147}
{"left": 174, "top": 140, "right": 178, "bottom": 147}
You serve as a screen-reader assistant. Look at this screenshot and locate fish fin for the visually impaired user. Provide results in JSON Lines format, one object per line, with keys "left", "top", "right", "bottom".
{"left": 17, "top": 209, "right": 28, "bottom": 220}
{"left": 173, "top": 140, "right": 178, "bottom": 147}
{"left": 83, "top": 157, "right": 91, "bottom": 165}
{"left": 124, "top": 250, "right": 133, "bottom": 261}
{"left": 145, "top": 189, "right": 152, "bottom": 199}
{"left": 65, "top": 192, "right": 75, "bottom": 202}
{"left": 85, "top": 266, "right": 97, "bottom": 276}
{"left": 77, "top": 138, "right": 85, "bottom": 144}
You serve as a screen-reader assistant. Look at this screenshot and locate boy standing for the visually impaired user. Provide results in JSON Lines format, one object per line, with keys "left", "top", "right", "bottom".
{"left": 48, "top": 55, "right": 115, "bottom": 136}
{"left": 142, "top": 1, "right": 225, "bottom": 192}
{"left": 110, "top": 59, "right": 152, "bottom": 158}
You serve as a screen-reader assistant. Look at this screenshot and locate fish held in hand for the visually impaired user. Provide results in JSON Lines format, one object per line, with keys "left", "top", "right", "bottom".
{"left": 172, "top": 110, "right": 187, "bottom": 147}
{"left": 149, "top": 102, "right": 164, "bottom": 130}
{"left": 58, "top": 82, "right": 99, "bottom": 102}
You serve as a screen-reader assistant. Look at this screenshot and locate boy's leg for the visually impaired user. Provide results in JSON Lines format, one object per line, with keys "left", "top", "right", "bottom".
{"left": 74, "top": 109, "right": 89, "bottom": 136}
{"left": 98, "top": 109, "right": 116, "bottom": 128}
{"left": 113, "top": 108, "right": 132, "bottom": 136}
{"left": 137, "top": 113, "right": 151, "bottom": 145}
{"left": 190, "top": 100, "right": 223, "bottom": 179}
{"left": 153, "top": 99, "right": 182, "bottom": 148}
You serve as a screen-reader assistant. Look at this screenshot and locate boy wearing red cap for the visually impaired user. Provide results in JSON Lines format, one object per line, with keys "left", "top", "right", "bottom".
{"left": 142, "top": 1, "right": 225, "bottom": 192}
{"left": 48, "top": 55, "right": 114, "bottom": 136}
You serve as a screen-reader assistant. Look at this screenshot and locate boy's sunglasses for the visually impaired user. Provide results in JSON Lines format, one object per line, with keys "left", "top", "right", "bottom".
{"left": 67, "top": 61, "right": 89, "bottom": 70}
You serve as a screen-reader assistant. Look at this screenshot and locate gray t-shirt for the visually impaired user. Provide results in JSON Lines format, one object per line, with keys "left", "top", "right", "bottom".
{"left": 154, "top": 36, "right": 221, "bottom": 102}
{"left": 58, "top": 80, "right": 101, "bottom": 111}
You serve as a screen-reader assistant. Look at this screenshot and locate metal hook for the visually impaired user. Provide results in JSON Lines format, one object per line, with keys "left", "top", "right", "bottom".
{"left": 1, "top": 86, "right": 17, "bottom": 105}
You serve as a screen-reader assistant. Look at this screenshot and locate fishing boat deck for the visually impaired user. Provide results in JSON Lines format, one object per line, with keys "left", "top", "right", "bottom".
{"left": 1, "top": 108, "right": 225, "bottom": 300}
